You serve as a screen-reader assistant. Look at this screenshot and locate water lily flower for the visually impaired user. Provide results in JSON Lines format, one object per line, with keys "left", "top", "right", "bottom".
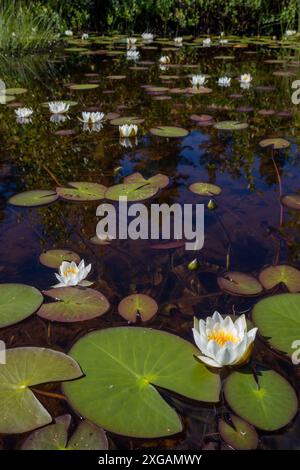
{"left": 48, "top": 101, "right": 70, "bottom": 114}
{"left": 142, "top": 32, "right": 154, "bottom": 41}
{"left": 83, "top": 122, "right": 103, "bottom": 133}
{"left": 80, "top": 111, "right": 105, "bottom": 123}
{"left": 50, "top": 114, "right": 68, "bottom": 124}
{"left": 220, "top": 31, "right": 225, "bottom": 37}
{"left": 285, "top": 30, "right": 296, "bottom": 37}
{"left": 193, "top": 312, "right": 257, "bottom": 368}
{"left": 203, "top": 38, "right": 212, "bottom": 46}
{"left": 239, "top": 73, "right": 252, "bottom": 89}
{"left": 53, "top": 260, "right": 92, "bottom": 288}
{"left": 120, "top": 137, "right": 138, "bottom": 148}
{"left": 65, "top": 30, "right": 73, "bottom": 37}
{"left": 220, "top": 39, "right": 228, "bottom": 45}
{"left": 119, "top": 124, "right": 138, "bottom": 138}
{"left": 126, "top": 49, "right": 140, "bottom": 61}
{"left": 191, "top": 74, "right": 207, "bottom": 87}
{"left": 174, "top": 37, "right": 183, "bottom": 46}
{"left": 81, "top": 33, "right": 89, "bottom": 40}
{"left": 15, "top": 107, "right": 33, "bottom": 119}
{"left": 159, "top": 55, "right": 170, "bottom": 64}
{"left": 127, "top": 37, "right": 137, "bottom": 46}
{"left": 218, "top": 76, "right": 231, "bottom": 87}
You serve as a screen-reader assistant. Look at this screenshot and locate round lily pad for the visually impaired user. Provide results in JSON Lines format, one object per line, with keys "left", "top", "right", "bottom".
{"left": 118, "top": 294, "right": 158, "bottom": 322}
{"left": 281, "top": 194, "right": 300, "bottom": 210}
{"left": 105, "top": 182, "right": 159, "bottom": 202}
{"left": 64, "top": 327, "right": 221, "bottom": 438}
{"left": 218, "top": 272, "right": 263, "bottom": 296}
{"left": 69, "top": 84, "right": 99, "bottom": 90}
{"left": 37, "top": 287, "right": 110, "bottom": 323}
{"left": 214, "top": 121, "right": 248, "bottom": 130}
{"left": 21, "top": 415, "right": 108, "bottom": 450}
{"left": 110, "top": 116, "right": 144, "bottom": 125}
{"left": 259, "top": 265, "right": 300, "bottom": 293}
{"left": 150, "top": 126, "right": 189, "bottom": 138}
{"left": 56, "top": 182, "right": 106, "bottom": 201}
{"left": 39, "top": 249, "right": 81, "bottom": 269}
{"left": 9, "top": 190, "right": 58, "bottom": 207}
{"left": 259, "top": 138, "right": 290, "bottom": 149}
{"left": 252, "top": 293, "right": 300, "bottom": 357}
{"left": 224, "top": 370, "right": 297, "bottom": 431}
{"left": 123, "top": 172, "right": 169, "bottom": 189}
{"left": 218, "top": 414, "right": 258, "bottom": 450}
{"left": 0, "top": 347, "right": 82, "bottom": 433}
{"left": 189, "top": 182, "right": 222, "bottom": 196}
{"left": 0, "top": 283, "right": 43, "bottom": 328}
{"left": 5, "top": 88, "right": 27, "bottom": 95}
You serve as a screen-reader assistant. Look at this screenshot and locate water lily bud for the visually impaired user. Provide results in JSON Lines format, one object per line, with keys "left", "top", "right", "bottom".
{"left": 207, "top": 199, "right": 217, "bottom": 210}
{"left": 188, "top": 258, "right": 199, "bottom": 270}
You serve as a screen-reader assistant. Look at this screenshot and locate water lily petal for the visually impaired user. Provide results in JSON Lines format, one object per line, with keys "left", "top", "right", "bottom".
{"left": 197, "top": 355, "right": 222, "bottom": 368}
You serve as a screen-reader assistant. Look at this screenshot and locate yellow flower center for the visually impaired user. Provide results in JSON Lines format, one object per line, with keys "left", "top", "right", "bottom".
{"left": 207, "top": 329, "right": 239, "bottom": 347}
{"left": 63, "top": 267, "right": 78, "bottom": 277}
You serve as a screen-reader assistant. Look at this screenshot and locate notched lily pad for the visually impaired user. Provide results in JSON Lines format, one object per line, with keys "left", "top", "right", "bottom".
{"left": 189, "top": 182, "right": 222, "bottom": 196}
{"left": 259, "top": 138, "right": 290, "bottom": 149}
{"left": 218, "top": 272, "right": 263, "bottom": 296}
{"left": 69, "top": 84, "right": 99, "bottom": 90}
{"left": 56, "top": 182, "right": 106, "bottom": 201}
{"left": 123, "top": 172, "right": 169, "bottom": 189}
{"left": 259, "top": 265, "right": 300, "bottom": 293}
{"left": 218, "top": 414, "right": 258, "bottom": 450}
{"left": 118, "top": 294, "right": 158, "bottom": 322}
{"left": 0, "top": 283, "right": 43, "bottom": 328}
{"left": 150, "top": 126, "right": 189, "bottom": 138}
{"left": 110, "top": 116, "right": 144, "bottom": 125}
{"left": 39, "top": 249, "right": 81, "bottom": 269}
{"left": 214, "top": 121, "right": 248, "bottom": 130}
{"left": 105, "top": 182, "right": 159, "bottom": 202}
{"left": 9, "top": 190, "right": 58, "bottom": 207}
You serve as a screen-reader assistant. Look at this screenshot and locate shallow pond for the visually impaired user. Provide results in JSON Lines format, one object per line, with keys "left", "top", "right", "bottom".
{"left": 0, "top": 34, "right": 300, "bottom": 450}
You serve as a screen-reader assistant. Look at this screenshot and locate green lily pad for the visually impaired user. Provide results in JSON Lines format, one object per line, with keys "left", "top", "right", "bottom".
{"left": 0, "top": 283, "right": 43, "bottom": 328}
{"left": 224, "top": 370, "right": 297, "bottom": 431}
{"left": 214, "top": 121, "right": 249, "bottom": 130}
{"left": 64, "top": 327, "right": 221, "bottom": 438}
{"left": 118, "top": 294, "right": 158, "bottom": 322}
{"left": 37, "top": 287, "right": 110, "bottom": 323}
{"left": 0, "top": 95, "right": 16, "bottom": 103}
{"left": 189, "top": 182, "right": 222, "bottom": 196}
{"left": 259, "top": 138, "right": 290, "bottom": 149}
{"left": 259, "top": 265, "right": 300, "bottom": 292}
{"left": 281, "top": 194, "right": 300, "bottom": 210}
{"left": 9, "top": 190, "right": 58, "bottom": 207}
{"left": 252, "top": 293, "right": 300, "bottom": 357}
{"left": 0, "top": 347, "right": 82, "bottom": 433}
{"left": 21, "top": 415, "right": 108, "bottom": 450}
{"left": 56, "top": 182, "right": 106, "bottom": 201}
{"left": 123, "top": 172, "right": 169, "bottom": 189}
{"left": 109, "top": 116, "right": 144, "bottom": 125}
{"left": 218, "top": 414, "right": 258, "bottom": 450}
{"left": 5, "top": 88, "right": 27, "bottom": 95}
{"left": 149, "top": 126, "right": 189, "bottom": 138}
{"left": 69, "top": 84, "right": 99, "bottom": 90}
{"left": 105, "top": 182, "right": 159, "bottom": 202}
{"left": 39, "top": 249, "right": 81, "bottom": 269}
{"left": 218, "top": 272, "right": 263, "bottom": 296}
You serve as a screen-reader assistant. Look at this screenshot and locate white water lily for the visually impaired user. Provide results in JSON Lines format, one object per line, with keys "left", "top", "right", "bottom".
{"left": 285, "top": 30, "right": 296, "bottom": 36}
{"left": 218, "top": 76, "right": 231, "bottom": 87}
{"left": 81, "top": 33, "right": 89, "bottom": 40}
{"left": 240, "top": 73, "right": 252, "bottom": 89}
{"left": 50, "top": 114, "right": 68, "bottom": 124}
{"left": 220, "top": 39, "right": 228, "bottom": 45}
{"left": 65, "top": 30, "right": 73, "bottom": 37}
{"left": 15, "top": 107, "right": 33, "bottom": 119}
{"left": 80, "top": 111, "right": 105, "bottom": 123}
{"left": 203, "top": 37, "right": 211, "bottom": 46}
{"left": 48, "top": 101, "right": 70, "bottom": 114}
{"left": 119, "top": 124, "right": 138, "bottom": 138}
{"left": 83, "top": 121, "right": 103, "bottom": 133}
{"left": 159, "top": 55, "right": 170, "bottom": 64}
{"left": 193, "top": 312, "right": 257, "bottom": 368}
{"left": 142, "top": 32, "right": 154, "bottom": 41}
{"left": 126, "top": 49, "right": 140, "bottom": 61}
{"left": 53, "top": 260, "right": 92, "bottom": 288}
{"left": 120, "top": 137, "right": 138, "bottom": 148}
{"left": 127, "top": 37, "right": 137, "bottom": 46}
{"left": 191, "top": 74, "right": 207, "bottom": 87}
{"left": 174, "top": 37, "right": 183, "bottom": 46}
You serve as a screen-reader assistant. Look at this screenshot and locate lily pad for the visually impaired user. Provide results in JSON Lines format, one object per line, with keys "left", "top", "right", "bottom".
{"left": 118, "top": 294, "right": 158, "bottom": 322}
{"left": 9, "top": 190, "right": 58, "bottom": 207}
{"left": 218, "top": 272, "right": 263, "bottom": 296}
{"left": 64, "top": 327, "right": 221, "bottom": 438}
{"left": 56, "top": 182, "right": 106, "bottom": 201}
{"left": 252, "top": 293, "right": 300, "bottom": 357}
{"left": 214, "top": 121, "right": 249, "bottom": 130}
{"left": 150, "top": 126, "right": 189, "bottom": 138}
{"left": 21, "top": 415, "right": 108, "bottom": 450}
{"left": 105, "top": 182, "right": 159, "bottom": 202}
{"left": 224, "top": 369, "right": 297, "bottom": 431}
{"left": 281, "top": 194, "right": 300, "bottom": 210}
{"left": 69, "top": 84, "right": 99, "bottom": 90}
{"left": 5, "top": 88, "right": 27, "bottom": 95}
{"left": 259, "top": 138, "right": 290, "bottom": 149}
{"left": 110, "top": 116, "right": 144, "bottom": 125}
{"left": 0, "top": 347, "right": 82, "bottom": 433}
{"left": 259, "top": 265, "right": 300, "bottom": 293}
{"left": 218, "top": 414, "right": 258, "bottom": 450}
{"left": 123, "top": 172, "right": 169, "bottom": 189}
{"left": 189, "top": 182, "right": 222, "bottom": 196}
{"left": 37, "top": 287, "right": 110, "bottom": 323}
{"left": 0, "top": 283, "right": 43, "bottom": 328}
{"left": 39, "top": 249, "right": 81, "bottom": 269}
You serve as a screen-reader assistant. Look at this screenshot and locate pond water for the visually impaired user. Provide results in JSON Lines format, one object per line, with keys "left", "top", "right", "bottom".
{"left": 0, "top": 34, "right": 300, "bottom": 450}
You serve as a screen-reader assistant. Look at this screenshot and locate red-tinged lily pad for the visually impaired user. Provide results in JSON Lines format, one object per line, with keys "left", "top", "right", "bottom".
{"left": 150, "top": 126, "right": 189, "bottom": 138}
{"left": 54, "top": 129, "right": 76, "bottom": 136}
{"left": 190, "top": 114, "right": 213, "bottom": 122}
{"left": 21, "top": 414, "right": 108, "bottom": 450}
{"left": 69, "top": 84, "right": 99, "bottom": 90}
{"left": 186, "top": 86, "right": 213, "bottom": 94}
{"left": 146, "top": 86, "right": 169, "bottom": 93}
{"left": 118, "top": 293, "right": 158, "bottom": 322}
{"left": 105, "top": 182, "right": 159, "bottom": 202}
{"left": 259, "top": 265, "right": 300, "bottom": 293}
{"left": 258, "top": 109, "right": 275, "bottom": 116}
{"left": 218, "top": 272, "right": 263, "bottom": 296}
{"left": 9, "top": 190, "right": 58, "bottom": 207}
{"left": 236, "top": 106, "right": 254, "bottom": 113}
{"left": 281, "top": 194, "right": 300, "bottom": 210}
{"left": 214, "top": 121, "right": 248, "bottom": 130}
{"left": 37, "top": 287, "right": 110, "bottom": 323}
{"left": 259, "top": 138, "right": 290, "bottom": 149}
{"left": 123, "top": 172, "right": 169, "bottom": 189}
{"left": 110, "top": 116, "right": 144, "bottom": 125}
{"left": 39, "top": 249, "right": 81, "bottom": 269}
{"left": 218, "top": 414, "right": 258, "bottom": 450}
{"left": 0, "top": 283, "right": 43, "bottom": 328}
{"left": 56, "top": 182, "right": 106, "bottom": 201}
{"left": 189, "top": 182, "right": 222, "bottom": 196}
